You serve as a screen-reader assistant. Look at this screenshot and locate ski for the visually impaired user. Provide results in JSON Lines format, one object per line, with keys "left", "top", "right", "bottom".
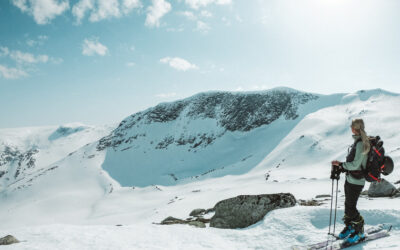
{"left": 291, "top": 225, "right": 389, "bottom": 250}
{"left": 329, "top": 227, "right": 391, "bottom": 250}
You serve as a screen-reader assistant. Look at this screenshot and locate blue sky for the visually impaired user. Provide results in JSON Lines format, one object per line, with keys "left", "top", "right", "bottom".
{"left": 1, "top": 0, "right": 400, "bottom": 128}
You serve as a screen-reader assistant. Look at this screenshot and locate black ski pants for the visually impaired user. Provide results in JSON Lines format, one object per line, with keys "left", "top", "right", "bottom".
{"left": 344, "top": 180, "right": 364, "bottom": 223}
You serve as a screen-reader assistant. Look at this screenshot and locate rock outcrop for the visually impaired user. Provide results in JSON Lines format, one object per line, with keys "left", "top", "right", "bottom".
{"left": 159, "top": 209, "right": 213, "bottom": 228}
{"left": 368, "top": 179, "right": 399, "bottom": 197}
{"left": 97, "top": 90, "right": 318, "bottom": 151}
{"left": 0, "top": 235, "right": 19, "bottom": 245}
{"left": 210, "top": 193, "right": 296, "bottom": 229}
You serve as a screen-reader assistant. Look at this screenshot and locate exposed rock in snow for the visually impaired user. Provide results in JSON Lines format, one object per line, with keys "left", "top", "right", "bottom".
{"left": 210, "top": 193, "right": 296, "bottom": 229}
{"left": 93, "top": 89, "right": 351, "bottom": 187}
{"left": 190, "top": 208, "right": 206, "bottom": 217}
{"left": 159, "top": 216, "right": 209, "bottom": 228}
{"left": 188, "top": 221, "right": 206, "bottom": 228}
{"left": 0, "top": 88, "right": 400, "bottom": 249}
{"left": 368, "top": 179, "right": 399, "bottom": 197}
{"left": 97, "top": 90, "right": 319, "bottom": 151}
{"left": 298, "top": 199, "right": 323, "bottom": 206}
{"left": 0, "top": 235, "right": 19, "bottom": 245}
{"left": 315, "top": 194, "right": 331, "bottom": 199}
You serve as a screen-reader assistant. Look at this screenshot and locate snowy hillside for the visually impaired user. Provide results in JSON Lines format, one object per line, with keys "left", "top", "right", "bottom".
{"left": 0, "top": 123, "right": 113, "bottom": 193}
{"left": 0, "top": 88, "right": 400, "bottom": 250}
{"left": 96, "top": 88, "right": 345, "bottom": 187}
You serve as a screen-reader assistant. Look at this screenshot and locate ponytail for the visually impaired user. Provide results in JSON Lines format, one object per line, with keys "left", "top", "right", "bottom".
{"left": 351, "top": 118, "right": 371, "bottom": 155}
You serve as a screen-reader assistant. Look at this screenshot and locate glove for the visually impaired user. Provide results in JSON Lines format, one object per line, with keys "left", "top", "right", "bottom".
{"left": 331, "top": 160, "right": 344, "bottom": 170}
{"left": 330, "top": 162, "right": 344, "bottom": 180}
{"left": 333, "top": 162, "right": 344, "bottom": 172}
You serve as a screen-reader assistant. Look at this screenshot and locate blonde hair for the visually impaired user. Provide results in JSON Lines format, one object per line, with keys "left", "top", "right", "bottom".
{"left": 351, "top": 118, "right": 370, "bottom": 155}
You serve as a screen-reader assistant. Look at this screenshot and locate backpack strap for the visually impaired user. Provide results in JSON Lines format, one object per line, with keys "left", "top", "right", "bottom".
{"left": 346, "top": 138, "right": 365, "bottom": 179}
{"left": 346, "top": 138, "right": 362, "bottom": 163}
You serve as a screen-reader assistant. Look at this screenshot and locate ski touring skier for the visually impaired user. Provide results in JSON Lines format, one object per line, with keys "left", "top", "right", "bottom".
{"left": 331, "top": 118, "right": 370, "bottom": 244}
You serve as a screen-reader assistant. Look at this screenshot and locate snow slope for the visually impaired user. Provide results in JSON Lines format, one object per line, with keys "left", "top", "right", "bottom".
{"left": 0, "top": 88, "right": 400, "bottom": 250}
{"left": 97, "top": 88, "right": 345, "bottom": 187}
{"left": 0, "top": 123, "right": 113, "bottom": 193}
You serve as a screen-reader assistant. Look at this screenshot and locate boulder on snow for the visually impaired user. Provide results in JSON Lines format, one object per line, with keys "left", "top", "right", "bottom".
{"left": 299, "top": 199, "right": 323, "bottom": 206}
{"left": 188, "top": 221, "right": 206, "bottom": 228}
{"left": 368, "top": 179, "right": 399, "bottom": 197}
{"left": 194, "top": 217, "right": 211, "bottom": 223}
{"left": 160, "top": 216, "right": 186, "bottom": 225}
{"left": 210, "top": 193, "right": 296, "bottom": 229}
{"left": 159, "top": 215, "right": 210, "bottom": 228}
{"left": 315, "top": 194, "right": 331, "bottom": 199}
{"left": 190, "top": 208, "right": 206, "bottom": 217}
{"left": 0, "top": 235, "right": 19, "bottom": 245}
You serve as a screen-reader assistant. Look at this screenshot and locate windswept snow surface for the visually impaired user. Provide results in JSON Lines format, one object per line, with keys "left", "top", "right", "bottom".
{"left": 1, "top": 89, "right": 400, "bottom": 250}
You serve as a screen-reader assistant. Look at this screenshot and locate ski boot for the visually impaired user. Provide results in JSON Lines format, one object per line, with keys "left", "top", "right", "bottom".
{"left": 344, "top": 215, "right": 365, "bottom": 244}
{"left": 338, "top": 224, "right": 354, "bottom": 239}
{"left": 338, "top": 214, "right": 354, "bottom": 239}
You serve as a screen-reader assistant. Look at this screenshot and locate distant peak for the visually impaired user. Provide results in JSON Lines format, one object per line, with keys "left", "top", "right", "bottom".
{"left": 48, "top": 124, "right": 90, "bottom": 141}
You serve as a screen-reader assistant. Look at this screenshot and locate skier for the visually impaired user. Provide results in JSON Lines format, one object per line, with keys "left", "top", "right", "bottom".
{"left": 331, "top": 118, "right": 370, "bottom": 244}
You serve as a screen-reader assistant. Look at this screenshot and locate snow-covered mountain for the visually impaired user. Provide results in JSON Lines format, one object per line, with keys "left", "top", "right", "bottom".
{"left": 96, "top": 88, "right": 346, "bottom": 187}
{"left": 0, "top": 123, "right": 113, "bottom": 193}
{"left": 0, "top": 88, "right": 400, "bottom": 249}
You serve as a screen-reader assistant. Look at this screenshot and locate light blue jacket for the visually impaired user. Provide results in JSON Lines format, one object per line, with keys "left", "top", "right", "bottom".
{"left": 343, "top": 135, "right": 367, "bottom": 186}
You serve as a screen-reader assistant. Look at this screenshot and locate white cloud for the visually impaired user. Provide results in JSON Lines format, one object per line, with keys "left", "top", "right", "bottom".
{"left": 1, "top": 46, "right": 61, "bottom": 65}
{"left": 0, "top": 64, "right": 28, "bottom": 79}
{"left": 12, "top": 0, "right": 29, "bottom": 12}
{"left": 11, "top": 0, "right": 69, "bottom": 25}
{"left": 26, "top": 35, "right": 48, "bottom": 47}
{"left": 180, "top": 11, "right": 196, "bottom": 20}
{"left": 50, "top": 57, "right": 64, "bottom": 64}
{"left": 126, "top": 62, "right": 135, "bottom": 67}
{"left": 89, "top": 0, "right": 121, "bottom": 22}
{"left": 200, "top": 10, "right": 212, "bottom": 18}
{"left": 0, "top": 47, "right": 10, "bottom": 57}
{"left": 0, "top": 46, "right": 62, "bottom": 79}
{"left": 160, "top": 57, "right": 198, "bottom": 71}
{"left": 155, "top": 92, "right": 177, "bottom": 98}
{"left": 184, "top": 0, "right": 231, "bottom": 9}
{"left": 82, "top": 38, "right": 108, "bottom": 56}
{"left": 221, "top": 17, "right": 231, "bottom": 26}
{"left": 235, "top": 14, "right": 243, "bottom": 23}
{"left": 26, "top": 40, "right": 35, "bottom": 47}
{"left": 122, "top": 0, "right": 141, "bottom": 14}
{"left": 72, "top": 0, "right": 94, "bottom": 24}
{"left": 196, "top": 20, "right": 210, "bottom": 32}
{"left": 72, "top": 0, "right": 141, "bottom": 24}
{"left": 10, "top": 50, "right": 49, "bottom": 64}
{"left": 216, "top": 0, "right": 231, "bottom": 4}
{"left": 166, "top": 26, "right": 184, "bottom": 32}
{"left": 145, "top": 0, "right": 171, "bottom": 27}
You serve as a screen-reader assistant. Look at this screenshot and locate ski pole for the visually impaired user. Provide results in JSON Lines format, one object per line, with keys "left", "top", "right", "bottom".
{"left": 328, "top": 178, "right": 334, "bottom": 235}
{"left": 333, "top": 178, "right": 339, "bottom": 236}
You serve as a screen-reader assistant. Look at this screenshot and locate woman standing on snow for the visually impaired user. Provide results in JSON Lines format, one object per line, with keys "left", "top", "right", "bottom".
{"left": 331, "top": 118, "right": 370, "bottom": 244}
